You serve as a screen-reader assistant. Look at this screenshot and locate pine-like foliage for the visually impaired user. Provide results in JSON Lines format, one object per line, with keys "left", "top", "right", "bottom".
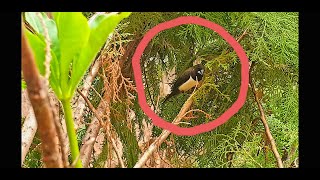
{"left": 124, "top": 12, "right": 298, "bottom": 168}
{"left": 23, "top": 12, "right": 298, "bottom": 168}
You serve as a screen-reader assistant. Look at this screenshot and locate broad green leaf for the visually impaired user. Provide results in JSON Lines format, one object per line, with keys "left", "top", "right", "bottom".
{"left": 24, "top": 28, "right": 62, "bottom": 98}
{"left": 69, "top": 12, "right": 131, "bottom": 96}
{"left": 45, "top": 19, "right": 61, "bottom": 61}
{"left": 25, "top": 12, "right": 60, "bottom": 60}
{"left": 52, "top": 12, "right": 60, "bottom": 24}
{"left": 50, "top": 51, "right": 63, "bottom": 98}
{"left": 25, "top": 12, "right": 61, "bottom": 80}
{"left": 25, "top": 12, "right": 45, "bottom": 34}
{"left": 54, "top": 12, "right": 90, "bottom": 99}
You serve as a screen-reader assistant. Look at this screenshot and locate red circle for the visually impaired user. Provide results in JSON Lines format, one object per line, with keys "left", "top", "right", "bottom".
{"left": 132, "top": 16, "right": 249, "bottom": 136}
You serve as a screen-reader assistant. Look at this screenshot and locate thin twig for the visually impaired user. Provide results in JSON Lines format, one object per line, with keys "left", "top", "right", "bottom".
{"left": 80, "top": 137, "right": 96, "bottom": 157}
{"left": 52, "top": 99, "right": 69, "bottom": 167}
{"left": 134, "top": 92, "right": 195, "bottom": 168}
{"left": 236, "top": 28, "right": 248, "bottom": 43}
{"left": 79, "top": 106, "right": 103, "bottom": 168}
{"left": 77, "top": 89, "right": 105, "bottom": 127}
{"left": 77, "top": 89, "right": 125, "bottom": 168}
{"left": 173, "top": 122, "right": 191, "bottom": 125}
{"left": 285, "top": 142, "right": 298, "bottom": 167}
{"left": 158, "top": 150, "right": 172, "bottom": 168}
{"left": 250, "top": 62, "right": 284, "bottom": 168}
{"left": 225, "top": 28, "right": 248, "bottom": 54}
{"left": 73, "top": 59, "right": 101, "bottom": 129}
{"left": 181, "top": 109, "right": 211, "bottom": 120}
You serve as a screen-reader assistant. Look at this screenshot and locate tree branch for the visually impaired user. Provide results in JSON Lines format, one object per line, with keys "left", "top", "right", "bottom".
{"left": 21, "top": 107, "right": 37, "bottom": 165}
{"left": 73, "top": 59, "right": 101, "bottom": 130}
{"left": 77, "top": 89, "right": 125, "bottom": 168}
{"left": 21, "top": 23, "right": 63, "bottom": 168}
{"left": 250, "top": 62, "right": 284, "bottom": 168}
{"left": 78, "top": 90, "right": 104, "bottom": 168}
{"left": 133, "top": 93, "right": 194, "bottom": 168}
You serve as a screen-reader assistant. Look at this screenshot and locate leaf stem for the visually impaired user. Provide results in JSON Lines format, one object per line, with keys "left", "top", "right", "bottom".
{"left": 61, "top": 99, "right": 82, "bottom": 168}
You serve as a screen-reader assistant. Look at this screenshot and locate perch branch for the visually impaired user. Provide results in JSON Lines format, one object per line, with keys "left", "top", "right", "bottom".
{"left": 133, "top": 93, "right": 194, "bottom": 168}
{"left": 250, "top": 62, "right": 284, "bottom": 168}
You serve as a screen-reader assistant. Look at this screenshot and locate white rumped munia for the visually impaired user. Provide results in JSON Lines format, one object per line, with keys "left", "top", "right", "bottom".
{"left": 162, "top": 64, "right": 205, "bottom": 104}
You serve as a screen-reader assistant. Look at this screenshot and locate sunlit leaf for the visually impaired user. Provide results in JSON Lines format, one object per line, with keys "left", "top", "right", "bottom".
{"left": 69, "top": 12, "right": 131, "bottom": 96}
{"left": 24, "top": 28, "right": 62, "bottom": 98}
{"left": 22, "top": 79, "right": 27, "bottom": 90}
{"left": 54, "top": 12, "right": 90, "bottom": 99}
{"left": 25, "top": 12, "right": 61, "bottom": 60}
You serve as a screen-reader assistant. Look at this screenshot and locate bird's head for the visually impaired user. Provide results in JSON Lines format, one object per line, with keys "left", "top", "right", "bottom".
{"left": 195, "top": 64, "right": 205, "bottom": 76}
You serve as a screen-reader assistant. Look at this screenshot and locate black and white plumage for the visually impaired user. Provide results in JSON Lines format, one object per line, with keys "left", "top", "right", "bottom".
{"left": 162, "top": 64, "right": 205, "bottom": 104}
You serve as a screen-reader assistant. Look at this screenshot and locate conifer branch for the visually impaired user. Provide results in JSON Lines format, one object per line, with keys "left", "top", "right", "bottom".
{"left": 250, "top": 62, "right": 284, "bottom": 168}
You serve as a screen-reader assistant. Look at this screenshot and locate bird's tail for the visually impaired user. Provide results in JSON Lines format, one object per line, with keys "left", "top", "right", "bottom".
{"left": 162, "top": 93, "right": 174, "bottom": 104}
{"left": 162, "top": 90, "right": 180, "bottom": 104}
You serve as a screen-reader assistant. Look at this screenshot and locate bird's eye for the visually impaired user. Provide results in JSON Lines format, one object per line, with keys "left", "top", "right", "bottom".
{"left": 198, "top": 70, "right": 203, "bottom": 75}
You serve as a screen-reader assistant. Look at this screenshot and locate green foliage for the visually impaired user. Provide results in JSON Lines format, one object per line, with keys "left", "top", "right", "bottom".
{"left": 93, "top": 141, "right": 109, "bottom": 168}
{"left": 24, "top": 12, "right": 132, "bottom": 168}
{"left": 111, "top": 103, "right": 140, "bottom": 168}
{"left": 82, "top": 12, "right": 95, "bottom": 19}
{"left": 69, "top": 12, "right": 132, "bottom": 97}
{"left": 77, "top": 125, "right": 87, "bottom": 146}
{"left": 53, "top": 12, "right": 90, "bottom": 97}
{"left": 123, "top": 12, "right": 298, "bottom": 168}
{"left": 22, "top": 79, "right": 27, "bottom": 90}
{"left": 23, "top": 148, "right": 43, "bottom": 168}
{"left": 23, "top": 135, "right": 43, "bottom": 168}
{"left": 23, "top": 12, "right": 298, "bottom": 168}
{"left": 25, "top": 12, "right": 131, "bottom": 100}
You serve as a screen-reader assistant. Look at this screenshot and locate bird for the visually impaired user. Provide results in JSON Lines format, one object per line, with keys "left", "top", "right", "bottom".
{"left": 162, "top": 64, "right": 205, "bottom": 104}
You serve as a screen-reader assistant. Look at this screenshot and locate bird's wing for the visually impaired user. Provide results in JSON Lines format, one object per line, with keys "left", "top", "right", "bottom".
{"left": 162, "top": 66, "right": 195, "bottom": 104}
{"left": 171, "top": 67, "right": 195, "bottom": 90}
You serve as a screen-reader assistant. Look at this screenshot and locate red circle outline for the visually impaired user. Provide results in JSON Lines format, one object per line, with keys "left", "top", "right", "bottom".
{"left": 132, "top": 16, "right": 249, "bottom": 136}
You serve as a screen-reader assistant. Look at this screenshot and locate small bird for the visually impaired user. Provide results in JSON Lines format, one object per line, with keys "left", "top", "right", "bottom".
{"left": 162, "top": 64, "right": 205, "bottom": 104}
